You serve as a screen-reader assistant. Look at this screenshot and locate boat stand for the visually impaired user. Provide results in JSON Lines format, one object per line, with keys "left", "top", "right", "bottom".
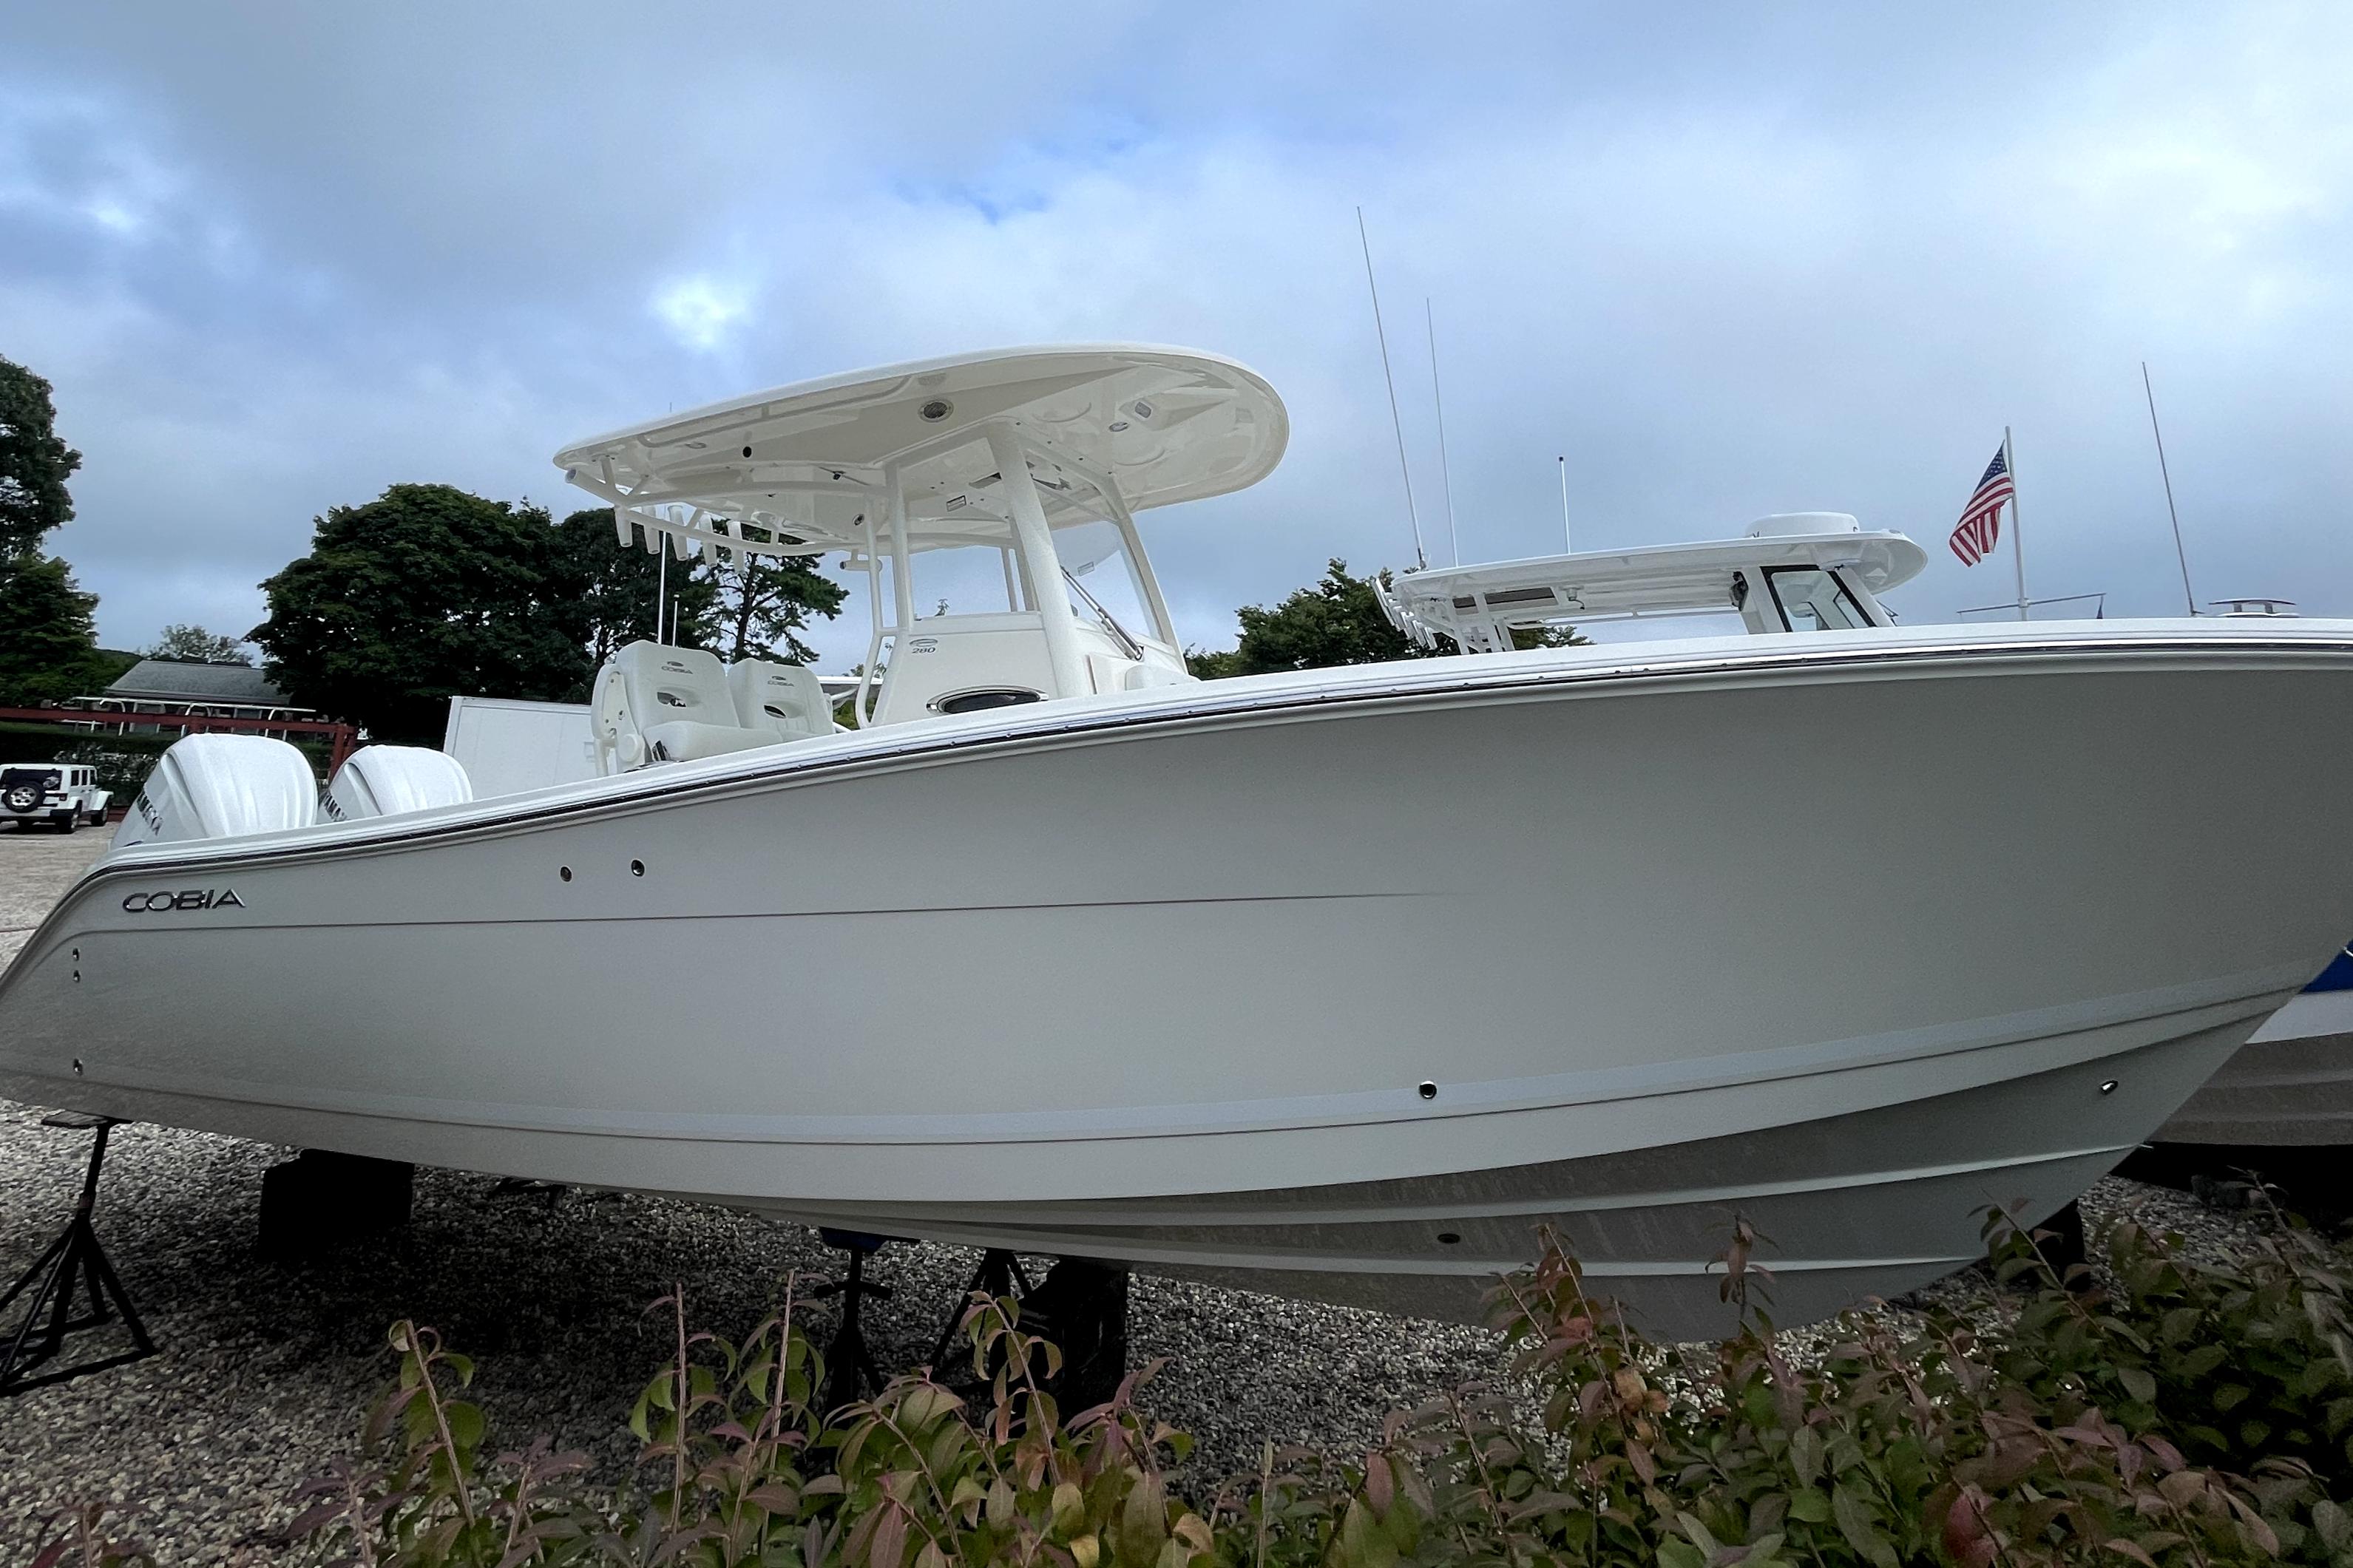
{"left": 2039, "top": 1199, "right": 2089, "bottom": 1290}
{"left": 927, "top": 1247, "right": 1034, "bottom": 1376}
{"left": 0, "top": 1115, "right": 155, "bottom": 1396}
{"left": 1018, "top": 1258, "right": 1130, "bottom": 1413}
{"left": 257, "top": 1149, "right": 414, "bottom": 1259}
{"left": 809, "top": 1229, "right": 893, "bottom": 1412}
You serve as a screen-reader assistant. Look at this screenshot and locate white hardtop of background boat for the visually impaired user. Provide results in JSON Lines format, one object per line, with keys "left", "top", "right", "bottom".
{"left": 1381, "top": 512, "right": 1928, "bottom": 650}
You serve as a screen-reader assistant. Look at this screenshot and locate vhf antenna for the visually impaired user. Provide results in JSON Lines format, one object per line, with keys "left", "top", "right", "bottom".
{"left": 1356, "top": 207, "right": 1425, "bottom": 569}
{"left": 1558, "top": 456, "right": 1572, "bottom": 553}
{"left": 1425, "top": 297, "right": 1460, "bottom": 565}
{"left": 2142, "top": 362, "right": 2198, "bottom": 616}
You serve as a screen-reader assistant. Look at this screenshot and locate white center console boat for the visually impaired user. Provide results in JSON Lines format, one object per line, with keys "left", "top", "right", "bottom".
{"left": 8, "top": 348, "right": 2353, "bottom": 1339}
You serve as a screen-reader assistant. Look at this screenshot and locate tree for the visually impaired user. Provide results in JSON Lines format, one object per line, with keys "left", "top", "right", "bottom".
{"left": 0, "top": 356, "right": 82, "bottom": 554}
{"left": 1188, "top": 558, "right": 1588, "bottom": 677}
{"left": 0, "top": 551, "right": 105, "bottom": 705}
{"left": 1187, "top": 558, "right": 1450, "bottom": 678}
{"left": 701, "top": 520, "right": 847, "bottom": 663}
{"left": 250, "top": 484, "right": 592, "bottom": 743}
{"left": 1503, "top": 623, "right": 1591, "bottom": 651}
{"left": 546, "top": 509, "right": 846, "bottom": 666}
{"left": 146, "top": 624, "right": 253, "bottom": 665}
{"left": 546, "top": 507, "right": 721, "bottom": 666}
{"left": 0, "top": 356, "right": 104, "bottom": 704}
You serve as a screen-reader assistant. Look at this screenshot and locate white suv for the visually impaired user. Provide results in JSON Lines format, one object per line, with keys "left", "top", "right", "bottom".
{"left": 1, "top": 762, "right": 112, "bottom": 833}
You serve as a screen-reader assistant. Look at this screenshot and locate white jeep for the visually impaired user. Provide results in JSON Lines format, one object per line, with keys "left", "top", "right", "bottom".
{"left": 1, "top": 762, "right": 112, "bottom": 833}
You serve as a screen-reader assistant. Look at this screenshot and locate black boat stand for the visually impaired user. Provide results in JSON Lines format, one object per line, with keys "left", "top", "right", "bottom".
{"left": 1, "top": 1114, "right": 155, "bottom": 1396}
{"left": 807, "top": 1233, "right": 1130, "bottom": 1416}
{"left": 927, "top": 1247, "right": 1034, "bottom": 1376}
{"left": 809, "top": 1229, "right": 894, "bottom": 1413}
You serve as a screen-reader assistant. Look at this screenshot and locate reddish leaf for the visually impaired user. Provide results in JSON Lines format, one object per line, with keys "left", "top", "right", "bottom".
{"left": 1937, "top": 1484, "right": 1991, "bottom": 1564}
{"left": 2221, "top": 1493, "right": 2281, "bottom": 1556}
{"left": 869, "top": 1508, "right": 907, "bottom": 1568}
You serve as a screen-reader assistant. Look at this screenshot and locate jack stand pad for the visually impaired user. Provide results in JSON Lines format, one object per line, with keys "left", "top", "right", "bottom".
{"left": 1, "top": 1115, "right": 156, "bottom": 1396}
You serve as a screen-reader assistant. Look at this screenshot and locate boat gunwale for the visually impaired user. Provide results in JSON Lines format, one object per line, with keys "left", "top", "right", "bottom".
{"left": 40, "top": 622, "right": 2353, "bottom": 895}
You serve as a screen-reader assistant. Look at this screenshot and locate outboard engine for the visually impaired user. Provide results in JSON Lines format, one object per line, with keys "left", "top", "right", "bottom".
{"left": 322, "top": 745, "right": 475, "bottom": 821}
{"left": 114, "top": 733, "right": 317, "bottom": 849}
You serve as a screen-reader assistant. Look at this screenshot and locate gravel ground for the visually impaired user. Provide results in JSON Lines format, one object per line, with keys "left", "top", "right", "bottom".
{"left": 0, "top": 827, "right": 2288, "bottom": 1562}
{"left": 0, "top": 1111, "right": 1501, "bottom": 1564}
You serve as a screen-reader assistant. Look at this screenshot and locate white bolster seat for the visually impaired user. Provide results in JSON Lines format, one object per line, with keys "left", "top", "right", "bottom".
{"left": 728, "top": 659, "right": 836, "bottom": 742}
{"left": 595, "top": 640, "right": 779, "bottom": 771}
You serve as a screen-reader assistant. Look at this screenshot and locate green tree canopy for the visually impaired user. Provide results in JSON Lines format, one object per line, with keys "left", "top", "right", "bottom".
{"left": 546, "top": 508, "right": 847, "bottom": 665}
{"left": 1186, "top": 557, "right": 1448, "bottom": 678}
{"left": 702, "top": 520, "right": 847, "bottom": 664}
{"left": 0, "top": 356, "right": 82, "bottom": 554}
{"left": 250, "top": 484, "right": 592, "bottom": 743}
{"left": 0, "top": 551, "right": 105, "bottom": 705}
{"left": 546, "top": 507, "right": 720, "bottom": 667}
{"left": 146, "top": 623, "right": 253, "bottom": 665}
{"left": 1188, "top": 557, "right": 1586, "bottom": 677}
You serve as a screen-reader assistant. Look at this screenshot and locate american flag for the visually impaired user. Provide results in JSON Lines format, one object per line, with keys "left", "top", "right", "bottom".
{"left": 1949, "top": 444, "right": 2014, "bottom": 566}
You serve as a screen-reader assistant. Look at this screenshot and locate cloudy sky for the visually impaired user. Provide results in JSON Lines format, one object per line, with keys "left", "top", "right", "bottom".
{"left": 3, "top": 3, "right": 2348, "bottom": 668}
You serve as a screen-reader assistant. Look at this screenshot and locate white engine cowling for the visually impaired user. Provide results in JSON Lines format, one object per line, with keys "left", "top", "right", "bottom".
{"left": 323, "top": 745, "right": 475, "bottom": 821}
{"left": 115, "top": 734, "right": 317, "bottom": 849}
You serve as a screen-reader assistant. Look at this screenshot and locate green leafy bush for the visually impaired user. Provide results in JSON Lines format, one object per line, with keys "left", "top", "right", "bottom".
{"left": 1988, "top": 1199, "right": 2353, "bottom": 1504}
{"left": 276, "top": 1218, "right": 2353, "bottom": 1566}
{"left": 48, "top": 1210, "right": 2353, "bottom": 1566}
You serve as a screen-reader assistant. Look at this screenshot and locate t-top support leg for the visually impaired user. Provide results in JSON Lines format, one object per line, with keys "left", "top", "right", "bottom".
{"left": 0, "top": 1115, "right": 156, "bottom": 1396}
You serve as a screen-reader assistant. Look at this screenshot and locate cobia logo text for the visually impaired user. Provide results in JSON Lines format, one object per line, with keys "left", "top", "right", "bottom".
{"left": 121, "top": 888, "right": 246, "bottom": 913}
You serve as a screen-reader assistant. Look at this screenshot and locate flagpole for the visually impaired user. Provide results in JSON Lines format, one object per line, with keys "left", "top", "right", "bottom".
{"left": 2004, "top": 426, "right": 2028, "bottom": 622}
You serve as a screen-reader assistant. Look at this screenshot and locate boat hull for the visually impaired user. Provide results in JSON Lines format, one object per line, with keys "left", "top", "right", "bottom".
{"left": 2158, "top": 989, "right": 2353, "bottom": 1147}
{"left": 6, "top": 625, "right": 2353, "bottom": 1338}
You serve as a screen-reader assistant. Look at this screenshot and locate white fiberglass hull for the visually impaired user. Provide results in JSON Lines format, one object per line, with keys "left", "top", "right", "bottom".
{"left": 2157, "top": 988, "right": 2353, "bottom": 1147}
{"left": 6, "top": 622, "right": 2353, "bottom": 1340}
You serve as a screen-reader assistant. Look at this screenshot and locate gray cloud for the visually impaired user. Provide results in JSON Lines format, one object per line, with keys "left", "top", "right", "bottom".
{"left": 1, "top": 1, "right": 2347, "bottom": 667}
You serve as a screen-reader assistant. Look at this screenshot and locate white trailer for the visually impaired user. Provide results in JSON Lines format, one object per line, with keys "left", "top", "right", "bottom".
{"left": 441, "top": 696, "right": 597, "bottom": 799}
